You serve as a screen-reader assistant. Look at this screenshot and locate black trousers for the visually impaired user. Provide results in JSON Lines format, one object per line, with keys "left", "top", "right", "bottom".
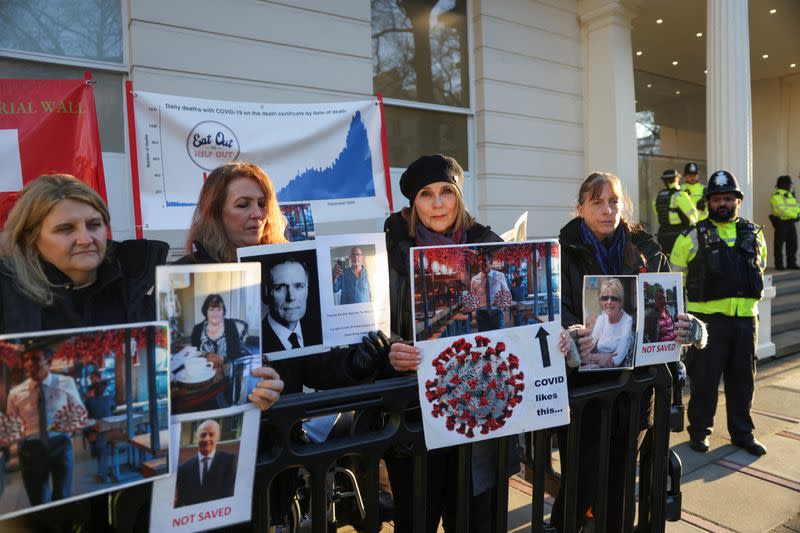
{"left": 686, "top": 313, "right": 757, "bottom": 442}
{"left": 385, "top": 447, "right": 494, "bottom": 533}
{"left": 550, "top": 398, "right": 645, "bottom": 533}
{"left": 773, "top": 219, "right": 798, "bottom": 267}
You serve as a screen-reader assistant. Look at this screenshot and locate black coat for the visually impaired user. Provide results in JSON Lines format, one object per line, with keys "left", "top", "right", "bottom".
{"left": 174, "top": 450, "right": 237, "bottom": 507}
{"left": 0, "top": 239, "right": 168, "bottom": 333}
{"left": 383, "top": 211, "right": 519, "bottom": 496}
{"left": 559, "top": 217, "right": 669, "bottom": 426}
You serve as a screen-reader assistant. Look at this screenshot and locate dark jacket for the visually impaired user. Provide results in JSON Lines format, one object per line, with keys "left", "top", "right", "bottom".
{"left": 174, "top": 450, "right": 237, "bottom": 507}
{"left": 559, "top": 217, "right": 669, "bottom": 426}
{"left": 175, "top": 242, "right": 364, "bottom": 395}
{"left": 0, "top": 239, "right": 169, "bottom": 333}
{"left": 191, "top": 318, "right": 243, "bottom": 359}
{"left": 383, "top": 210, "right": 519, "bottom": 496}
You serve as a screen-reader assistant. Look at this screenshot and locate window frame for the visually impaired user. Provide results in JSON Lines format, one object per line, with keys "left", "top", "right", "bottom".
{"left": 0, "top": 0, "right": 129, "bottom": 72}
{"left": 375, "top": 0, "right": 477, "bottom": 215}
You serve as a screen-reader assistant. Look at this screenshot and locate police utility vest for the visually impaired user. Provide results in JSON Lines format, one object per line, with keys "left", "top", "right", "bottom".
{"left": 685, "top": 219, "right": 764, "bottom": 302}
{"left": 655, "top": 188, "right": 690, "bottom": 228}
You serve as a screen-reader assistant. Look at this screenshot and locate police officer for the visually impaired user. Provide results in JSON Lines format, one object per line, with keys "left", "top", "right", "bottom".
{"left": 683, "top": 162, "right": 708, "bottom": 220}
{"left": 652, "top": 168, "right": 700, "bottom": 256}
{"left": 769, "top": 175, "right": 800, "bottom": 270}
{"left": 671, "top": 170, "right": 768, "bottom": 456}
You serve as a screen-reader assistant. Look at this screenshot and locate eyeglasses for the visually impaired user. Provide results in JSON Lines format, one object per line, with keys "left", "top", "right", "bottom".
{"left": 600, "top": 295, "right": 621, "bottom": 302}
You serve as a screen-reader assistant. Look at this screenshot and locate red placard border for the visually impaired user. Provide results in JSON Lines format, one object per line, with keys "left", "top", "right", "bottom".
{"left": 377, "top": 93, "right": 393, "bottom": 213}
{"left": 125, "top": 81, "right": 144, "bottom": 239}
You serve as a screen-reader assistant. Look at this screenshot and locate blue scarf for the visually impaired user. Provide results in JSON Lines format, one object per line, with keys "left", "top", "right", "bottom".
{"left": 580, "top": 221, "right": 627, "bottom": 275}
{"left": 415, "top": 224, "right": 466, "bottom": 246}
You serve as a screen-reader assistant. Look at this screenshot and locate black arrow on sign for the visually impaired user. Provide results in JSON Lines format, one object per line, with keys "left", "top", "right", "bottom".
{"left": 535, "top": 327, "right": 551, "bottom": 368}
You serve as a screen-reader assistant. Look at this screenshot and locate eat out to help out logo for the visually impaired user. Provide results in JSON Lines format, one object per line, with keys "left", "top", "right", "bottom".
{"left": 186, "top": 121, "right": 240, "bottom": 171}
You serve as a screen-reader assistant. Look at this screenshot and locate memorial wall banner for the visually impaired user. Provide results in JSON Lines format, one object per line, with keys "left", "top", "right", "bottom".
{"left": 0, "top": 75, "right": 107, "bottom": 226}
{"left": 129, "top": 89, "right": 392, "bottom": 235}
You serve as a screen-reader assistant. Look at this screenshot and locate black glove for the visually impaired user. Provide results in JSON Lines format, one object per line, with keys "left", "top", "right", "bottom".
{"left": 696, "top": 198, "right": 706, "bottom": 211}
{"left": 348, "top": 330, "right": 391, "bottom": 379}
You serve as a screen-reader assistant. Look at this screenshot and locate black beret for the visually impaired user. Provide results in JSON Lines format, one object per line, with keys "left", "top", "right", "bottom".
{"left": 399, "top": 154, "right": 463, "bottom": 204}
{"left": 660, "top": 168, "right": 680, "bottom": 181}
{"left": 777, "top": 175, "right": 792, "bottom": 189}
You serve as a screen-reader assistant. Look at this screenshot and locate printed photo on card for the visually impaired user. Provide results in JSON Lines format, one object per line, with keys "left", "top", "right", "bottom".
{"left": 280, "top": 203, "right": 315, "bottom": 241}
{"left": 0, "top": 322, "right": 170, "bottom": 521}
{"left": 580, "top": 275, "right": 638, "bottom": 371}
{"left": 156, "top": 264, "right": 262, "bottom": 414}
{"left": 238, "top": 241, "right": 325, "bottom": 361}
{"left": 150, "top": 405, "right": 259, "bottom": 532}
{"left": 416, "top": 322, "right": 569, "bottom": 450}
{"left": 316, "top": 233, "right": 391, "bottom": 346}
{"left": 636, "top": 273, "right": 684, "bottom": 366}
{"left": 410, "top": 240, "right": 560, "bottom": 342}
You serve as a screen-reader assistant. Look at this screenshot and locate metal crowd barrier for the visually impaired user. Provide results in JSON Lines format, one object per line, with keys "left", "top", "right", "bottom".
{"left": 251, "top": 365, "right": 681, "bottom": 533}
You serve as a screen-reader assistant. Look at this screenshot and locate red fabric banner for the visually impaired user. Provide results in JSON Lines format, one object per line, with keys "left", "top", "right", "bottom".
{"left": 0, "top": 73, "right": 107, "bottom": 225}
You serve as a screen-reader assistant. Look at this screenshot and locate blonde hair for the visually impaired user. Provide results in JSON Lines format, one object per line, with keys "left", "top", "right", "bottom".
{"left": 600, "top": 278, "right": 625, "bottom": 300}
{"left": 404, "top": 181, "right": 475, "bottom": 238}
{"left": 186, "top": 162, "right": 287, "bottom": 262}
{"left": 1, "top": 174, "right": 110, "bottom": 305}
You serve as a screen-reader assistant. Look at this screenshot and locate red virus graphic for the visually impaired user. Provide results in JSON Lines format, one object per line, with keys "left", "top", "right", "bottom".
{"left": 424, "top": 336, "right": 524, "bottom": 438}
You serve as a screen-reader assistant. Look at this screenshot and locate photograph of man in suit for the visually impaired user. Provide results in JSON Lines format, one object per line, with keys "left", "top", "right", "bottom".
{"left": 469, "top": 251, "right": 510, "bottom": 331}
{"left": 261, "top": 255, "right": 323, "bottom": 353}
{"left": 175, "top": 419, "right": 236, "bottom": 507}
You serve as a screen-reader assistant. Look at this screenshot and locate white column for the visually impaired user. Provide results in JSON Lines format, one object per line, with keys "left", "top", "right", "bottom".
{"left": 706, "top": 0, "right": 753, "bottom": 218}
{"left": 579, "top": 0, "right": 639, "bottom": 220}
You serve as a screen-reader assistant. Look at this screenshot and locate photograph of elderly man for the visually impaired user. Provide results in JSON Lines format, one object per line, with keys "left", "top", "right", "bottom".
{"left": 174, "top": 419, "right": 236, "bottom": 507}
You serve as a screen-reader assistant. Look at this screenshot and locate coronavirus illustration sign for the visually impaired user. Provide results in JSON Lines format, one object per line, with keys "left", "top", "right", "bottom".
{"left": 425, "top": 335, "right": 525, "bottom": 438}
{"left": 416, "top": 323, "right": 569, "bottom": 450}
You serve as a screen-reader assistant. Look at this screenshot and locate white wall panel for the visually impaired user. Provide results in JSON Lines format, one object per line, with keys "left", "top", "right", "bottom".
{"left": 478, "top": 80, "right": 582, "bottom": 123}
{"left": 474, "top": 0, "right": 583, "bottom": 239}
{"left": 130, "top": 22, "right": 371, "bottom": 95}
{"left": 131, "top": 0, "right": 369, "bottom": 58}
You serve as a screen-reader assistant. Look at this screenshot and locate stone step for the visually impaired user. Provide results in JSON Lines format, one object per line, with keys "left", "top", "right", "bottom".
{"left": 773, "top": 298, "right": 800, "bottom": 314}
{"left": 773, "top": 330, "right": 800, "bottom": 358}
{"left": 772, "top": 309, "right": 800, "bottom": 335}
{"left": 770, "top": 269, "right": 800, "bottom": 283}
{"left": 772, "top": 277, "right": 800, "bottom": 296}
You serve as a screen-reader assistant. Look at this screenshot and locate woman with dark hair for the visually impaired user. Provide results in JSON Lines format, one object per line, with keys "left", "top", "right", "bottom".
{"left": 190, "top": 293, "right": 244, "bottom": 360}
{"left": 552, "top": 171, "right": 705, "bottom": 532}
{"left": 384, "top": 154, "right": 520, "bottom": 533}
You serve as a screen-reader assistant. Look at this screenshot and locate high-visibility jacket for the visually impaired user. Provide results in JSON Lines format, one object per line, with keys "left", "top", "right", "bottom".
{"left": 651, "top": 183, "right": 699, "bottom": 227}
{"left": 684, "top": 181, "right": 708, "bottom": 220}
{"left": 670, "top": 218, "right": 767, "bottom": 317}
{"left": 770, "top": 188, "right": 800, "bottom": 221}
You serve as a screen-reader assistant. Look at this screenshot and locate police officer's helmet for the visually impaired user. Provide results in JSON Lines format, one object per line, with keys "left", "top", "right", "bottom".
{"left": 776, "top": 175, "right": 792, "bottom": 189}
{"left": 684, "top": 162, "right": 699, "bottom": 175}
{"left": 705, "top": 170, "right": 743, "bottom": 199}
{"left": 660, "top": 169, "right": 680, "bottom": 182}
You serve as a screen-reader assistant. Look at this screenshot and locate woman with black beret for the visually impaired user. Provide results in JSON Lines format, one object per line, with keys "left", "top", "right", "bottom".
{"left": 383, "top": 154, "right": 519, "bottom": 532}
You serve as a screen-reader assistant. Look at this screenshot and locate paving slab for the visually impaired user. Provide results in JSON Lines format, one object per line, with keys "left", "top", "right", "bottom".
{"left": 666, "top": 520, "right": 709, "bottom": 532}
{"left": 681, "top": 463, "right": 799, "bottom": 533}
{"left": 753, "top": 386, "right": 800, "bottom": 420}
{"left": 771, "top": 373, "right": 800, "bottom": 391}
{"left": 670, "top": 411, "right": 796, "bottom": 475}
{"left": 724, "top": 432, "right": 800, "bottom": 482}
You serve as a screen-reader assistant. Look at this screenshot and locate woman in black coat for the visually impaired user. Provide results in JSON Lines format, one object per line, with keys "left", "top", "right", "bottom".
{"left": 0, "top": 175, "right": 169, "bottom": 533}
{"left": 385, "top": 154, "right": 520, "bottom": 533}
{"left": 551, "top": 172, "right": 704, "bottom": 532}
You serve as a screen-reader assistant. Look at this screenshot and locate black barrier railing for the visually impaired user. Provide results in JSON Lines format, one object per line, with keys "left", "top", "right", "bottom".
{"left": 253, "top": 365, "right": 680, "bottom": 533}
